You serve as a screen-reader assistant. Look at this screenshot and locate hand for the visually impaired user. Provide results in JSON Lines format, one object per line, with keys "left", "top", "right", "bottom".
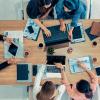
{"left": 8, "top": 58, "right": 17, "bottom": 64}
{"left": 60, "top": 24, "right": 66, "bottom": 32}
{"left": 55, "top": 63, "right": 63, "bottom": 69}
{"left": 5, "top": 37, "right": 13, "bottom": 44}
{"left": 77, "top": 61, "right": 87, "bottom": 70}
{"left": 68, "top": 28, "right": 73, "bottom": 40}
{"left": 44, "top": 28, "right": 51, "bottom": 37}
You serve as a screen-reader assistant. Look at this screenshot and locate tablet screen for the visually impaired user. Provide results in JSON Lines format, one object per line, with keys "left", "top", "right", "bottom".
{"left": 73, "top": 26, "right": 82, "bottom": 39}
{"left": 95, "top": 67, "right": 100, "bottom": 76}
{"left": 8, "top": 43, "right": 18, "bottom": 56}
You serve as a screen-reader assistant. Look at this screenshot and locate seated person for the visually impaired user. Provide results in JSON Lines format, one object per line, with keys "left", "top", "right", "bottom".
{"left": 0, "top": 34, "right": 12, "bottom": 43}
{"left": 32, "top": 64, "right": 66, "bottom": 100}
{"left": 55, "top": 62, "right": 98, "bottom": 100}
{"left": 26, "top": 0, "right": 58, "bottom": 37}
{"left": 55, "top": 0, "right": 87, "bottom": 39}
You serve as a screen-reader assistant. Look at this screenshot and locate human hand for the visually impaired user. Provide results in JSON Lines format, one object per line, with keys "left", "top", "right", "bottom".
{"left": 60, "top": 24, "right": 66, "bottom": 32}
{"left": 8, "top": 58, "right": 17, "bottom": 64}
{"left": 5, "top": 37, "right": 13, "bottom": 44}
{"left": 77, "top": 61, "right": 87, "bottom": 70}
{"left": 55, "top": 63, "right": 63, "bottom": 69}
{"left": 68, "top": 28, "right": 73, "bottom": 40}
{"left": 44, "top": 28, "right": 51, "bottom": 37}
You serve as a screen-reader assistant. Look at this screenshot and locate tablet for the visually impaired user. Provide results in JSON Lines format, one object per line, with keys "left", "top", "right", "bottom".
{"left": 8, "top": 43, "right": 18, "bottom": 56}
{"left": 95, "top": 67, "right": 100, "bottom": 77}
{"left": 17, "top": 63, "right": 32, "bottom": 82}
{"left": 67, "top": 23, "right": 85, "bottom": 43}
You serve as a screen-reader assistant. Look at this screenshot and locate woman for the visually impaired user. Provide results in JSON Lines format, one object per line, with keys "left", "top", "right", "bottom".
{"left": 55, "top": 0, "right": 87, "bottom": 39}
{"left": 33, "top": 64, "right": 66, "bottom": 100}
{"left": 26, "top": 0, "right": 58, "bottom": 37}
{"left": 55, "top": 62, "right": 98, "bottom": 100}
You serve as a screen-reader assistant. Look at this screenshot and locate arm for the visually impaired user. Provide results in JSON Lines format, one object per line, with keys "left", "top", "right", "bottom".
{"left": 78, "top": 61, "right": 98, "bottom": 90}
{"left": 55, "top": 63, "right": 76, "bottom": 97}
{"left": 33, "top": 19, "right": 51, "bottom": 37}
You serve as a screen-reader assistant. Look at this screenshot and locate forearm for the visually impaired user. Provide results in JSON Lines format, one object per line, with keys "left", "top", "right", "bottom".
{"left": 33, "top": 19, "right": 47, "bottom": 31}
{"left": 61, "top": 68, "right": 70, "bottom": 85}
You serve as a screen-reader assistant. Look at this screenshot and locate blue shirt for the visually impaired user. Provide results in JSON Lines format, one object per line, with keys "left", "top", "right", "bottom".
{"left": 55, "top": 0, "right": 87, "bottom": 27}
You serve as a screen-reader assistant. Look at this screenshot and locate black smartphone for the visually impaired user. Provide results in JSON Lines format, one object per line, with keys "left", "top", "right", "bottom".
{"left": 0, "top": 61, "right": 11, "bottom": 70}
{"left": 8, "top": 43, "right": 18, "bottom": 56}
{"left": 32, "top": 65, "right": 38, "bottom": 76}
{"left": 27, "top": 26, "right": 34, "bottom": 34}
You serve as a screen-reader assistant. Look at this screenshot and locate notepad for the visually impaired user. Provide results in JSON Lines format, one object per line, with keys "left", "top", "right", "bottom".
{"left": 24, "top": 18, "right": 40, "bottom": 40}
{"left": 69, "top": 56, "right": 93, "bottom": 73}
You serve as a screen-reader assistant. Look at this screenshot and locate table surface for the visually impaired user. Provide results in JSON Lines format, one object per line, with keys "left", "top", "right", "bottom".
{"left": 0, "top": 19, "right": 100, "bottom": 85}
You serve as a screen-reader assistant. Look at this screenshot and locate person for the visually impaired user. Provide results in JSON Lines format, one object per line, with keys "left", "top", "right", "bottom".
{"left": 0, "top": 34, "right": 12, "bottom": 43}
{"left": 26, "top": 0, "right": 58, "bottom": 37}
{"left": 55, "top": 62, "right": 98, "bottom": 100}
{"left": 55, "top": 0, "right": 87, "bottom": 39}
{"left": 32, "top": 64, "right": 66, "bottom": 100}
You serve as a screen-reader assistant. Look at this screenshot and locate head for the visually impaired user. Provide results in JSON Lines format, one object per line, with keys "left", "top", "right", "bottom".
{"left": 43, "top": 0, "right": 52, "bottom": 8}
{"left": 76, "top": 80, "right": 93, "bottom": 99}
{"left": 63, "top": 0, "right": 78, "bottom": 12}
{"left": 37, "top": 81, "right": 57, "bottom": 100}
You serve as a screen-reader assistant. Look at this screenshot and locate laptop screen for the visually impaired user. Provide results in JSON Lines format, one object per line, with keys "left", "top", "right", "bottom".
{"left": 47, "top": 55, "right": 66, "bottom": 65}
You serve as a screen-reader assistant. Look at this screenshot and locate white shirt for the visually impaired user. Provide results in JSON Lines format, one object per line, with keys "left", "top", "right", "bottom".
{"left": 32, "top": 64, "right": 66, "bottom": 100}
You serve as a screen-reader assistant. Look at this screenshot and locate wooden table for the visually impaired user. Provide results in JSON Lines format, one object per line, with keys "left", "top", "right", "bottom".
{"left": 0, "top": 20, "right": 100, "bottom": 85}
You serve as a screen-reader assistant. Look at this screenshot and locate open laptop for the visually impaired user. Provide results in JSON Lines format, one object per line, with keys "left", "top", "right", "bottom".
{"left": 17, "top": 63, "right": 32, "bottom": 82}
{"left": 45, "top": 55, "right": 66, "bottom": 78}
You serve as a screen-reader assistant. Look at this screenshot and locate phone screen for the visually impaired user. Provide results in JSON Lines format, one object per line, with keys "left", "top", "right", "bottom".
{"left": 27, "top": 26, "right": 34, "bottom": 34}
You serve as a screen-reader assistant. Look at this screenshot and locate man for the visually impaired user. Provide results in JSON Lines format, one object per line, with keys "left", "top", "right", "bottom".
{"left": 55, "top": 0, "right": 87, "bottom": 39}
{"left": 26, "top": 0, "right": 58, "bottom": 37}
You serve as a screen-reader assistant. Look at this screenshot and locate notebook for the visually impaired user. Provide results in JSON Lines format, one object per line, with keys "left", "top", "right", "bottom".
{"left": 43, "top": 25, "right": 70, "bottom": 47}
{"left": 67, "top": 23, "right": 85, "bottom": 43}
{"left": 95, "top": 67, "right": 100, "bottom": 77}
{"left": 69, "top": 56, "right": 93, "bottom": 73}
{"left": 90, "top": 22, "right": 100, "bottom": 36}
{"left": 17, "top": 63, "right": 32, "bottom": 82}
{"left": 24, "top": 18, "right": 40, "bottom": 40}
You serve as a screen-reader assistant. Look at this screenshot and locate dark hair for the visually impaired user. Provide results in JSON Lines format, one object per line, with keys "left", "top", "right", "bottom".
{"left": 37, "top": 81, "right": 56, "bottom": 100}
{"left": 76, "top": 80, "right": 93, "bottom": 99}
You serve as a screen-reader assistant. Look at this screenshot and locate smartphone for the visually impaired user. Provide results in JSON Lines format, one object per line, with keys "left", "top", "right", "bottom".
{"left": 27, "top": 26, "right": 34, "bottom": 34}
{"left": 32, "top": 65, "right": 38, "bottom": 76}
{"left": 95, "top": 67, "right": 100, "bottom": 77}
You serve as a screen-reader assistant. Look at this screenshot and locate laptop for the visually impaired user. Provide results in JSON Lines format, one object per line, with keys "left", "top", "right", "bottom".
{"left": 8, "top": 43, "right": 18, "bottom": 56}
{"left": 43, "top": 25, "right": 70, "bottom": 47}
{"left": 17, "top": 63, "right": 32, "bottom": 82}
{"left": 45, "top": 55, "right": 66, "bottom": 78}
{"left": 67, "top": 23, "right": 85, "bottom": 43}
